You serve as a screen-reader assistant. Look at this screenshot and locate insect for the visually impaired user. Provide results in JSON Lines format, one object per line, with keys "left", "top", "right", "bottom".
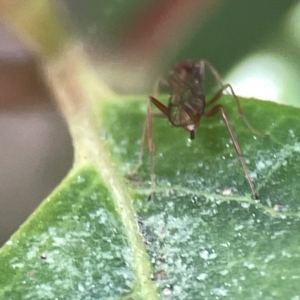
{"left": 129, "top": 60, "right": 267, "bottom": 199}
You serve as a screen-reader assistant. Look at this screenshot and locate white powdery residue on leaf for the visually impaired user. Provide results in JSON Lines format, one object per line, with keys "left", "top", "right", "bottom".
{"left": 76, "top": 175, "right": 86, "bottom": 183}
{"left": 265, "top": 159, "right": 273, "bottom": 166}
{"left": 102, "top": 251, "right": 114, "bottom": 260}
{"left": 289, "top": 129, "right": 295, "bottom": 138}
{"left": 199, "top": 250, "right": 218, "bottom": 260}
{"left": 74, "top": 230, "right": 91, "bottom": 238}
{"left": 249, "top": 170, "right": 258, "bottom": 179}
{"left": 11, "top": 262, "right": 25, "bottom": 269}
{"left": 271, "top": 230, "right": 287, "bottom": 239}
{"left": 89, "top": 207, "right": 108, "bottom": 224}
{"left": 281, "top": 250, "right": 292, "bottom": 258}
{"left": 234, "top": 224, "right": 244, "bottom": 231}
{"left": 256, "top": 160, "right": 266, "bottom": 171}
{"left": 294, "top": 142, "right": 300, "bottom": 152}
{"left": 26, "top": 244, "right": 40, "bottom": 260}
{"left": 200, "top": 208, "right": 217, "bottom": 217}
{"left": 219, "top": 269, "right": 229, "bottom": 276}
{"left": 166, "top": 215, "right": 195, "bottom": 244}
{"left": 144, "top": 213, "right": 167, "bottom": 240}
{"left": 209, "top": 253, "right": 218, "bottom": 259}
{"left": 196, "top": 273, "right": 208, "bottom": 281}
{"left": 90, "top": 192, "right": 98, "bottom": 200}
{"left": 78, "top": 283, "right": 85, "bottom": 292}
{"left": 241, "top": 202, "right": 250, "bottom": 209}
{"left": 173, "top": 284, "right": 184, "bottom": 296}
{"left": 243, "top": 261, "right": 255, "bottom": 269}
{"left": 222, "top": 187, "right": 234, "bottom": 196}
{"left": 212, "top": 287, "right": 228, "bottom": 296}
{"left": 32, "top": 284, "right": 56, "bottom": 300}
{"left": 264, "top": 253, "right": 276, "bottom": 263}
{"left": 47, "top": 226, "right": 57, "bottom": 236}
{"left": 245, "top": 240, "right": 257, "bottom": 248}
{"left": 220, "top": 242, "right": 230, "bottom": 248}
{"left": 52, "top": 236, "right": 66, "bottom": 247}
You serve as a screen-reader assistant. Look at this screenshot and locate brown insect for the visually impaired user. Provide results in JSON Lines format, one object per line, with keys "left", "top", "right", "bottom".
{"left": 130, "top": 60, "right": 267, "bottom": 199}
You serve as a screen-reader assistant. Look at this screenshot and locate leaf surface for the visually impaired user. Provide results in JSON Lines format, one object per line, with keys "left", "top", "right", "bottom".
{"left": 104, "top": 96, "right": 300, "bottom": 299}
{"left": 1, "top": 96, "right": 300, "bottom": 299}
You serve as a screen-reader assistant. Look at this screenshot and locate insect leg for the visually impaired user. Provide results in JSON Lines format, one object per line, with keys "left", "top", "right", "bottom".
{"left": 147, "top": 98, "right": 156, "bottom": 199}
{"left": 147, "top": 96, "right": 169, "bottom": 199}
{"left": 128, "top": 96, "right": 168, "bottom": 200}
{"left": 127, "top": 102, "right": 150, "bottom": 178}
{"left": 221, "top": 84, "right": 268, "bottom": 137}
{"left": 199, "top": 59, "right": 224, "bottom": 88}
{"left": 130, "top": 96, "right": 168, "bottom": 175}
{"left": 150, "top": 96, "right": 169, "bottom": 116}
{"left": 206, "top": 84, "right": 267, "bottom": 137}
{"left": 205, "top": 104, "right": 259, "bottom": 199}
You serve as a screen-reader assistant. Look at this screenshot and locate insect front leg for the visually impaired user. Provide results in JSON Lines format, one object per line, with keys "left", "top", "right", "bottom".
{"left": 147, "top": 96, "right": 169, "bottom": 199}
{"left": 127, "top": 103, "right": 149, "bottom": 178}
{"left": 128, "top": 97, "right": 168, "bottom": 200}
{"left": 147, "top": 98, "right": 156, "bottom": 199}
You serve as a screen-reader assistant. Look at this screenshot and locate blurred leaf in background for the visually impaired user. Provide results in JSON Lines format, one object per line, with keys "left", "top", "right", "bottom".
{"left": 0, "top": 8, "right": 73, "bottom": 246}
{"left": 62, "top": 0, "right": 300, "bottom": 105}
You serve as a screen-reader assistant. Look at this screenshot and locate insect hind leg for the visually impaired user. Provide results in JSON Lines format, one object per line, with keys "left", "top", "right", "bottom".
{"left": 200, "top": 59, "right": 268, "bottom": 137}
{"left": 205, "top": 104, "right": 259, "bottom": 199}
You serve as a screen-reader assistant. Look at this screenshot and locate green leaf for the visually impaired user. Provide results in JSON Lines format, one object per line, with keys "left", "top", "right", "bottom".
{"left": 2, "top": 1, "right": 300, "bottom": 299}
{"left": 0, "top": 167, "right": 137, "bottom": 299}
{"left": 102, "top": 96, "right": 300, "bottom": 299}
{"left": 1, "top": 93, "right": 300, "bottom": 299}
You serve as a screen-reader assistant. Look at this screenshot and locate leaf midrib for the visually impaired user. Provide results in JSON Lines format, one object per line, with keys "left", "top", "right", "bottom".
{"left": 44, "top": 47, "right": 159, "bottom": 299}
